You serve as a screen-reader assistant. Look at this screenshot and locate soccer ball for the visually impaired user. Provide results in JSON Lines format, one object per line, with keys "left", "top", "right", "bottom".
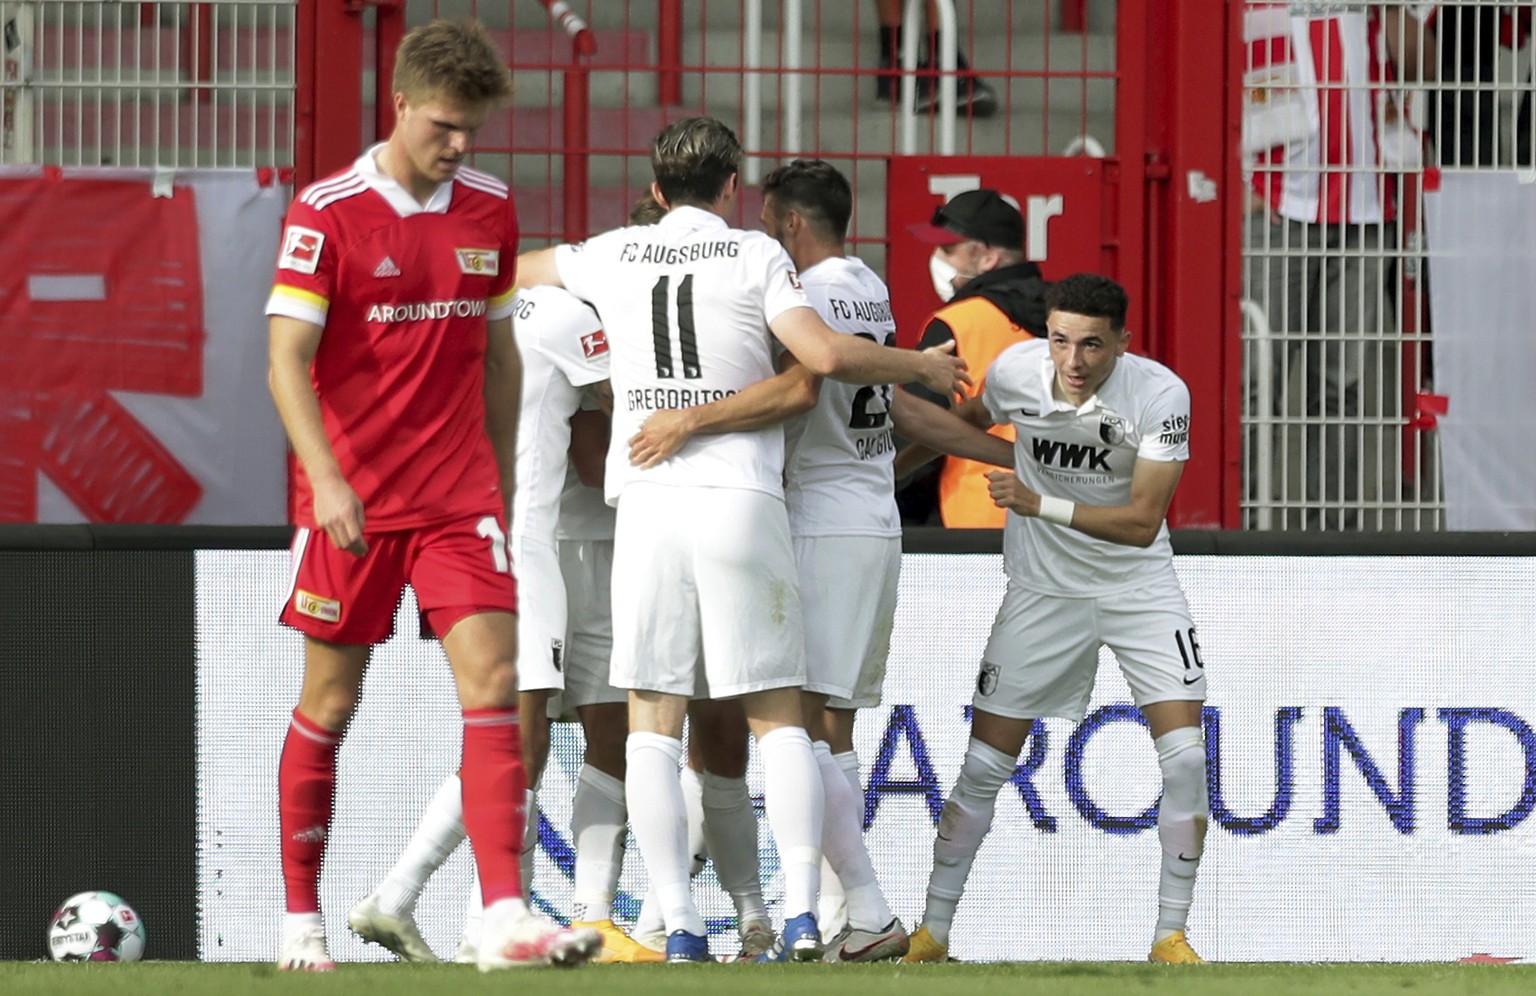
{"left": 47, "top": 891, "right": 147, "bottom": 962}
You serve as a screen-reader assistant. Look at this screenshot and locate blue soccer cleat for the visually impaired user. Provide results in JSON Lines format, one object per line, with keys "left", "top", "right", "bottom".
{"left": 666, "top": 929, "right": 713, "bottom": 963}
{"left": 754, "top": 912, "right": 823, "bottom": 963}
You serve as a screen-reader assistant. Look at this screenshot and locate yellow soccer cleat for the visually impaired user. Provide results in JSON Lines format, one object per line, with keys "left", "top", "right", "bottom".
{"left": 1148, "top": 930, "right": 1205, "bottom": 964}
{"left": 898, "top": 924, "right": 948, "bottom": 963}
{"left": 574, "top": 919, "right": 666, "bottom": 964}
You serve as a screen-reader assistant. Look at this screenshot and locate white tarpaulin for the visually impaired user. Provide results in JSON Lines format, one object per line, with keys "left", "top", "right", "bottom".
{"left": 0, "top": 166, "right": 286, "bottom": 524}
{"left": 1422, "top": 170, "right": 1536, "bottom": 530}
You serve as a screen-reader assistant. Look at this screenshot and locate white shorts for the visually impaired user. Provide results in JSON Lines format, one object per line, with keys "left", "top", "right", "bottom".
{"left": 512, "top": 537, "right": 565, "bottom": 693}
{"left": 557, "top": 538, "right": 626, "bottom": 711}
{"left": 795, "top": 534, "right": 900, "bottom": 708}
{"left": 976, "top": 573, "right": 1205, "bottom": 721}
{"left": 610, "top": 484, "right": 806, "bottom": 698}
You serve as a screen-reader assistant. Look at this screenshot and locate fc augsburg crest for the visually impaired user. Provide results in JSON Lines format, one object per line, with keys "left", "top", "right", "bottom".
{"left": 1099, "top": 414, "right": 1126, "bottom": 445}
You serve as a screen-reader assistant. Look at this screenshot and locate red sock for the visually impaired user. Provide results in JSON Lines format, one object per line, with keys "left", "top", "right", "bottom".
{"left": 461, "top": 708, "right": 527, "bottom": 906}
{"left": 278, "top": 708, "right": 342, "bottom": 914}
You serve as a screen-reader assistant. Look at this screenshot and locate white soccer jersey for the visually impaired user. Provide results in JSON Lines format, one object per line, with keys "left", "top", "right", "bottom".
{"left": 554, "top": 206, "right": 813, "bottom": 503}
{"left": 783, "top": 256, "right": 901, "bottom": 538}
{"left": 982, "top": 339, "right": 1191, "bottom": 595}
{"left": 507, "top": 286, "right": 610, "bottom": 551}
{"left": 555, "top": 463, "right": 616, "bottom": 542}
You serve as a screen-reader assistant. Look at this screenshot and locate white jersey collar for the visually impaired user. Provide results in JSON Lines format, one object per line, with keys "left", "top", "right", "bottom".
{"left": 658, "top": 204, "right": 729, "bottom": 234}
{"left": 355, "top": 142, "right": 454, "bottom": 216}
{"left": 1040, "top": 350, "right": 1107, "bottom": 415}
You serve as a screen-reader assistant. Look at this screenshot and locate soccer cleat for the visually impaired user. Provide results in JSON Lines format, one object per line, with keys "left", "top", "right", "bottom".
{"left": 754, "top": 912, "right": 822, "bottom": 963}
{"left": 278, "top": 924, "right": 336, "bottom": 972}
{"left": 477, "top": 912, "right": 601, "bottom": 971}
{"left": 666, "top": 929, "right": 713, "bottom": 963}
{"left": 347, "top": 892, "right": 440, "bottom": 963}
{"left": 1148, "top": 930, "right": 1205, "bottom": 964}
{"left": 823, "top": 918, "right": 910, "bottom": 963}
{"left": 574, "top": 919, "right": 665, "bottom": 964}
{"left": 633, "top": 928, "right": 668, "bottom": 955}
{"left": 899, "top": 924, "right": 948, "bottom": 963}
{"left": 737, "top": 919, "right": 775, "bottom": 960}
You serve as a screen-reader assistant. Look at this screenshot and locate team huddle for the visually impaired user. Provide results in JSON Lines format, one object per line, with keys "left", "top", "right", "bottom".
{"left": 264, "top": 20, "right": 1209, "bottom": 971}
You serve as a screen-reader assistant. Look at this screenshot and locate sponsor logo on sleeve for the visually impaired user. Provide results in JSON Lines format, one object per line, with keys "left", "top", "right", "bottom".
{"left": 279, "top": 226, "right": 325, "bottom": 274}
{"left": 294, "top": 589, "right": 342, "bottom": 623}
{"left": 456, "top": 248, "right": 500, "bottom": 275}
{"left": 581, "top": 330, "right": 609, "bottom": 358}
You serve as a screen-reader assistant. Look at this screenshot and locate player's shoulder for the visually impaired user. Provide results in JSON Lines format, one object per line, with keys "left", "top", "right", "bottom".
{"left": 731, "top": 226, "right": 787, "bottom": 257}
{"left": 452, "top": 166, "right": 511, "bottom": 202}
{"left": 996, "top": 335, "right": 1048, "bottom": 369}
{"left": 517, "top": 284, "right": 601, "bottom": 328}
{"left": 1122, "top": 352, "right": 1189, "bottom": 395}
{"left": 295, "top": 166, "right": 369, "bottom": 214}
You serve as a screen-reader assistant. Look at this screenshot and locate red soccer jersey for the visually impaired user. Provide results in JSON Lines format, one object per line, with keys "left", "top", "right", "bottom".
{"left": 267, "top": 147, "right": 520, "bottom": 531}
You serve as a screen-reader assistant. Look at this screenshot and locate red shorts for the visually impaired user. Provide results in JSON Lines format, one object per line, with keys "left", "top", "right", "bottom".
{"left": 280, "top": 513, "right": 518, "bottom": 645}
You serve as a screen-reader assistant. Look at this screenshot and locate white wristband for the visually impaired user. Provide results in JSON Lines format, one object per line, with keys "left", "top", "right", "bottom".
{"left": 1037, "top": 495, "right": 1075, "bottom": 526}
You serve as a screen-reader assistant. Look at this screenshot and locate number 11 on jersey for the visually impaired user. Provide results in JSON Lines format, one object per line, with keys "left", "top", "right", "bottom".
{"left": 651, "top": 274, "right": 702, "bottom": 379}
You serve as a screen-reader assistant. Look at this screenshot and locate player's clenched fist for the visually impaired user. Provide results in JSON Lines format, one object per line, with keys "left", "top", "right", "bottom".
{"left": 984, "top": 469, "right": 1037, "bottom": 517}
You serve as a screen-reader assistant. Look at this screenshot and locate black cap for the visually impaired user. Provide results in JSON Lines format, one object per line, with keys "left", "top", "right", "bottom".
{"left": 907, "top": 188, "right": 1023, "bottom": 249}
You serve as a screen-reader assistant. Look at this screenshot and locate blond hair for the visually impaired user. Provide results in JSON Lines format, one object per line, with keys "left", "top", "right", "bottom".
{"left": 392, "top": 19, "right": 513, "bottom": 108}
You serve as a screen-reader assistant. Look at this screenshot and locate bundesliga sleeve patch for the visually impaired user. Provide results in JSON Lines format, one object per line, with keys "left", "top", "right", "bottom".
{"left": 581, "top": 330, "right": 608, "bottom": 358}
{"left": 278, "top": 225, "right": 325, "bottom": 274}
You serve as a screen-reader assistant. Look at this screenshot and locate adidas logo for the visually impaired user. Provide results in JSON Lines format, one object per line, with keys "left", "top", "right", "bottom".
{"left": 373, "top": 256, "right": 401, "bottom": 278}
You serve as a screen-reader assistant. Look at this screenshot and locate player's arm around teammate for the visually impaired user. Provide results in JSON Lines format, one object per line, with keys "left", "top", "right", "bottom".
{"left": 516, "top": 235, "right": 972, "bottom": 402}
{"left": 627, "top": 357, "right": 820, "bottom": 468}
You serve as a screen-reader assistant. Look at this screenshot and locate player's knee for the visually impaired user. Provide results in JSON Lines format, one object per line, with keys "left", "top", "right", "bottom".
{"left": 1155, "top": 726, "right": 1208, "bottom": 819}
{"left": 298, "top": 690, "right": 359, "bottom": 732}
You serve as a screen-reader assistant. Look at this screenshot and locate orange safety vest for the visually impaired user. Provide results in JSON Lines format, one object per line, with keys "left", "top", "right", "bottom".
{"left": 931, "top": 296, "right": 1035, "bottom": 528}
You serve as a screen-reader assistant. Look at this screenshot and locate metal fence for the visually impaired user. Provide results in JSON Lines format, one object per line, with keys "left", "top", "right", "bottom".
{"left": 1241, "top": 1, "right": 1536, "bottom": 531}
{"left": 16, "top": 1, "right": 1534, "bottom": 531}
{"left": 0, "top": 0, "right": 294, "bottom": 168}
{"left": 407, "top": 0, "right": 1115, "bottom": 274}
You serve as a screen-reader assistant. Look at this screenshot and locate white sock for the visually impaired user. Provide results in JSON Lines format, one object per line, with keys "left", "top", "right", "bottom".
{"left": 376, "top": 773, "right": 465, "bottom": 917}
{"left": 834, "top": 749, "right": 863, "bottom": 812}
{"left": 636, "top": 764, "right": 710, "bottom": 938}
{"left": 482, "top": 896, "right": 531, "bottom": 939}
{"left": 814, "top": 741, "right": 892, "bottom": 930}
{"left": 283, "top": 911, "right": 323, "bottom": 941}
{"left": 699, "top": 770, "right": 768, "bottom": 925}
{"left": 462, "top": 863, "right": 483, "bottom": 947}
{"left": 570, "top": 764, "right": 627, "bottom": 923}
{"left": 757, "top": 726, "right": 823, "bottom": 919}
{"left": 520, "top": 787, "right": 538, "bottom": 899}
{"left": 820, "top": 751, "right": 863, "bottom": 935}
{"left": 817, "top": 853, "right": 847, "bottom": 937}
{"left": 923, "top": 737, "right": 1015, "bottom": 947}
{"left": 633, "top": 891, "right": 661, "bottom": 939}
{"left": 1154, "top": 726, "right": 1208, "bottom": 941}
{"left": 626, "top": 732, "right": 705, "bottom": 936}
{"left": 680, "top": 765, "right": 709, "bottom": 877}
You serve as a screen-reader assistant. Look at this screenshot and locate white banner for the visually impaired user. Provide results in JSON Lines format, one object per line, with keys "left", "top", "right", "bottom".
{"left": 1423, "top": 171, "right": 1536, "bottom": 530}
{"left": 195, "top": 552, "right": 1536, "bottom": 963}
{"left": 1, "top": 167, "right": 287, "bottom": 524}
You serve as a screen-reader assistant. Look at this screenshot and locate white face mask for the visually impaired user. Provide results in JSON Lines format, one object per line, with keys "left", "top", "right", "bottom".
{"left": 929, "top": 250, "right": 960, "bottom": 303}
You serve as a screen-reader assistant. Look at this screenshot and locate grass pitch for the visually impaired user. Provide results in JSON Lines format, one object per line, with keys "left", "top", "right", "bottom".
{"left": 3, "top": 960, "right": 1535, "bottom": 996}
